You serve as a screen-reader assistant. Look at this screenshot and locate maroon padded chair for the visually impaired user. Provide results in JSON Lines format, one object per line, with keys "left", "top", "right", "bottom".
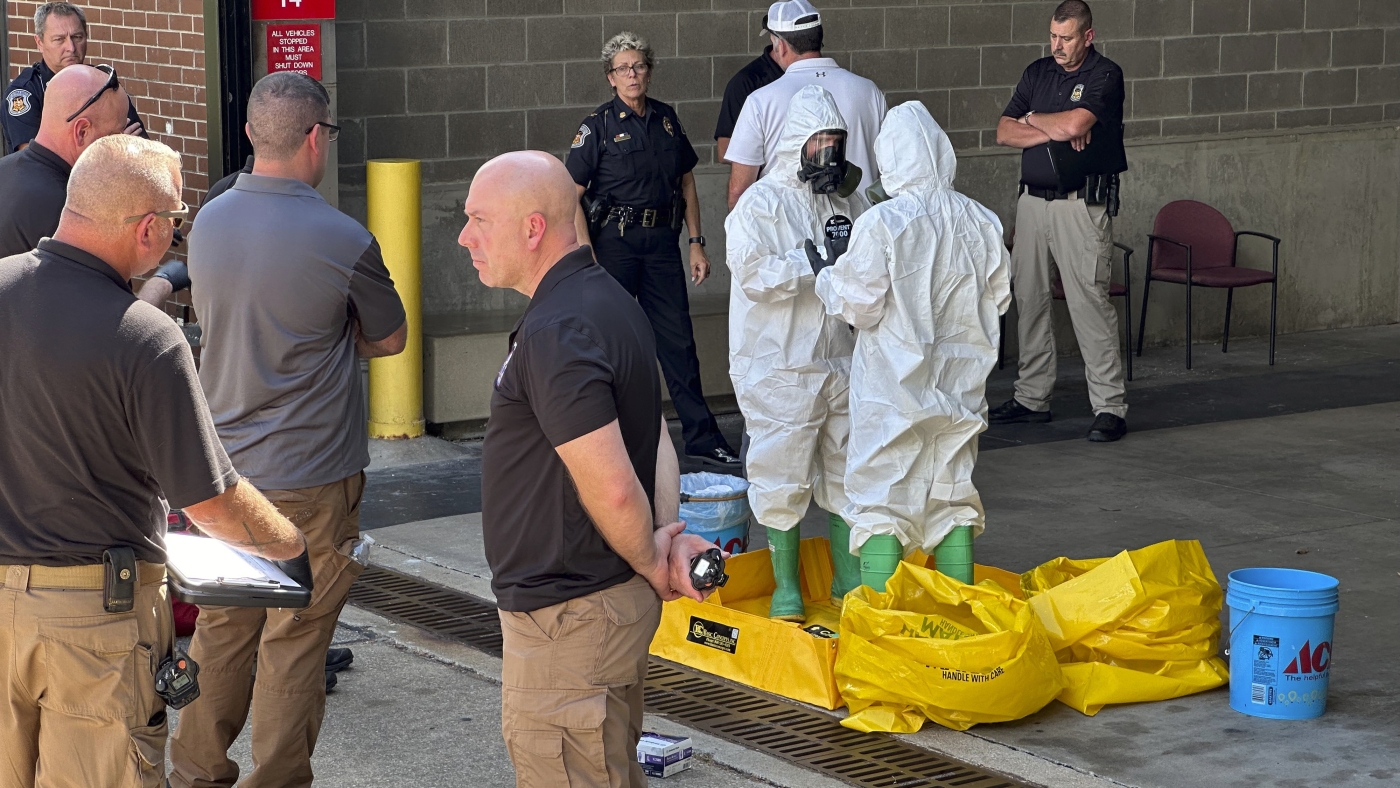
{"left": 1137, "top": 200, "right": 1280, "bottom": 370}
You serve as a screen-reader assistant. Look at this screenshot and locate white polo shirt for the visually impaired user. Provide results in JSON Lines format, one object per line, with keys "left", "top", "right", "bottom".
{"left": 725, "top": 57, "right": 887, "bottom": 194}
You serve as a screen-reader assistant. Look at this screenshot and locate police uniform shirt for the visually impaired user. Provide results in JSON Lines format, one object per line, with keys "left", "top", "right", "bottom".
{"left": 714, "top": 46, "right": 784, "bottom": 141}
{"left": 0, "top": 141, "right": 69, "bottom": 257}
{"left": 725, "top": 58, "right": 887, "bottom": 195}
{"left": 565, "top": 96, "right": 698, "bottom": 208}
{"left": 481, "top": 246, "right": 661, "bottom": 612}
{"left": 2, "top": 60, "right": 145, "bottom": 153}
{"left": 1002, "top": 45, "right": 1126, "bottom": 190}
{"left": 0, "top": 239, "right": 238, "bottom": 566}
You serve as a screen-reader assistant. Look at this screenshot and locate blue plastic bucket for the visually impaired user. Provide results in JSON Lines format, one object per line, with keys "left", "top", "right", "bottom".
{"left": 678, "top": 473, "right": 752, "bottom": 555}
{"left": 1226, "top": 568, "right": 1339, "bottom": 720}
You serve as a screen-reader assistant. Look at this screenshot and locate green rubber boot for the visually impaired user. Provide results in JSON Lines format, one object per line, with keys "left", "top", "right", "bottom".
{"left": 859, "top": 535, "right": 903, "bottom": 593}
{"left": 766, "top": 527, "right": 805, "bottom": 622}
{"left": 828, "top": 514, "right": 861, "bottom": 601}
{"left": 933, "top": 525, "right": 975, "bottom": 584}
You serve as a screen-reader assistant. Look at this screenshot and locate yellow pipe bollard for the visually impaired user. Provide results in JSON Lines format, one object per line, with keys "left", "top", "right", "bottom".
{"left": 366, "top": 159, "right": 424, "bottom": 439}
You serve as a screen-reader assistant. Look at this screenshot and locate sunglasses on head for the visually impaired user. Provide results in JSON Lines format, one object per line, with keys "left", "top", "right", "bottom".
{"left": 65, "top": 63, "right": 119, "bottom": 123}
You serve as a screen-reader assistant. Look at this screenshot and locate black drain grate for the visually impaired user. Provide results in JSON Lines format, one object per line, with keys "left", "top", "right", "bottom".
{"left": 350, "top": 566, "right": 1031, "bottom": 788}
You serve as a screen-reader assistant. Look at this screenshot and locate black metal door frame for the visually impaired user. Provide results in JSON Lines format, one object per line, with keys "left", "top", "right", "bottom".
{"left": 212, "top": 0, "right": 254, "bottom": 179}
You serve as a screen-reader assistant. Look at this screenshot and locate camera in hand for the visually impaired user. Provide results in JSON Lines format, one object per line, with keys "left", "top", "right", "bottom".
{"left": 688, "top": 548, "right": 729, "bottom": 592}
{"left": 155, "top": 649, "right": 201, "bottom": 709}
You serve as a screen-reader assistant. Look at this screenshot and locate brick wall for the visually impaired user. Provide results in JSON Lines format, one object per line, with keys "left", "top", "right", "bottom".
{"left": 7, "top": 0, "right": 210, "bottom": 208}
{"left": 335, "top": 0, "right": 1400, "bottom": 191}
{"left": 7, "top": 0, "right": 210, "bottom": 314}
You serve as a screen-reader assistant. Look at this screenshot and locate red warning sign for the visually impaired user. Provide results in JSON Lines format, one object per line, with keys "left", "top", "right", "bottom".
{"left": 252, "top": 0, "right": 336, "bottom": 20}
{"left": 267, "top": 24, "right": 322, "bottom": 81}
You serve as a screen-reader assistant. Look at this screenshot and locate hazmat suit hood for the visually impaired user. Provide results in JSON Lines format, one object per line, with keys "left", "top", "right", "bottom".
{"left": 874, "top": 101, "right": 957, "bottom": 197}
{"left": 774, "top": 85, "right": 850, "bottom": 188}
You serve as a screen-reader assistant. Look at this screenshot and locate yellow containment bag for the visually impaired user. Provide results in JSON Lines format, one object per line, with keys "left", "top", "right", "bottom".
{"left": 836, "top": 561, "right": 1066, "bottom": 733}
{"left": 649, "top": 537, "right": 846, "bottom": 710}
{"left": 1020, "top": 539, "right": 1230, "bottom": 715}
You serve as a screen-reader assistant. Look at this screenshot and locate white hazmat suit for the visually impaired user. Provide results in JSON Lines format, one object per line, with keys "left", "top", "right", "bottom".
{"left": 725, "top": 85, "right": 870, "bottom": 532}
{"left": 815, "top": 101, "right": 1012, "bottom": 556}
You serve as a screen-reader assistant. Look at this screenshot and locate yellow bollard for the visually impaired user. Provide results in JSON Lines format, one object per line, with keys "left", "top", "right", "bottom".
{"left": 366, "top": 159, "right": 424, "bottom": 439}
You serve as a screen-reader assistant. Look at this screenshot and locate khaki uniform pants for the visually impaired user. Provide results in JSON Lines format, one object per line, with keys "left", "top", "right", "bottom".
{"left": 499, "top": 575, "right": 662, "bottom": 788}
{"left": 1011, "top": 192, "right": 1128, "bottom": 418}
{"left": 0, "top": 563, "right": 173, "bottom": 788}
{"left": 169, "top": 473, "right": 365, "bottom": 788}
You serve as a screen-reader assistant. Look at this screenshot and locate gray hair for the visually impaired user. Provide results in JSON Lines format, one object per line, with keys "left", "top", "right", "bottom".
{"left": 601, "top": 31, "right": 653, "bottom": 75}
{"left": 35, "top": 2, "right": 87, "bottom": 39}
{"left": 66, "top": 135, "right": 182, "bottom": 231}
{"left": 246, "top": 72, "right": 331, "bottom": 161}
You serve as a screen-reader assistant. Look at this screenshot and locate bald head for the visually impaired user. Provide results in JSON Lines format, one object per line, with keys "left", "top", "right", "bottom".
{"left": 459, "top": 151, "right": 583, "bottom": 296}
{"left": 56, "top": 135, "right": 182, "bottom": 279}
{"left": 35, "top": 64, "right": 129, "bottom": 164}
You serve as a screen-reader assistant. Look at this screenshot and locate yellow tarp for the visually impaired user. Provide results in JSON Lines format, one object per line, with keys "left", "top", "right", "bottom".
{"left": 835, "top": 561, "right": 1066, "bottom": 732}
{"left": 648, "top": 537, "right": 845, "bottom": 710}
{"left": 1020, "top": 539, "right": 1230, "bottom": 715}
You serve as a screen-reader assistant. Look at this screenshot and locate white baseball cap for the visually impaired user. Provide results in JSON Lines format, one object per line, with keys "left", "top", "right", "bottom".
{"left": 763, "top": 0, "right": 821, "bottom": 35}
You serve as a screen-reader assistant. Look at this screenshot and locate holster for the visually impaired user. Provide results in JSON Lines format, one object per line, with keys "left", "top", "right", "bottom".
{"left": 583, "top": 193, "right": 611, "bottom": 237}
{"left": 1085, "top": 173, "right": 1122, "bottom": 216}
{"left": 103, "top": 547, "right": 137, "bottom": 613}
{"left": 670, "top": 190, "right": 686, "bottom": 232}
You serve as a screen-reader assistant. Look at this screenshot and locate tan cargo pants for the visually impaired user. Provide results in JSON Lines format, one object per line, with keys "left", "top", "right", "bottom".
{"left": 169, "top": 472, "right": 365, "bottom": 788}
{"left": 1010, "top": 192, "right": 1128, "bottom": 418}
{"left": 0, "top": 562, "right": 173, "bottom": 788}
{"left": 499, "top": 575, "right": 662, "bottom": 788}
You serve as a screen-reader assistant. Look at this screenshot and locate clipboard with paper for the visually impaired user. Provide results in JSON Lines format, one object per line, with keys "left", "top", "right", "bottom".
{"left": 166, "top": 533, "right": 312, "bottom": 608}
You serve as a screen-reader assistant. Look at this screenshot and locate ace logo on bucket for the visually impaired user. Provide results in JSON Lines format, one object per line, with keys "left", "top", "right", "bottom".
{"left": 1283, "top": 640, "right": 1331, "bottom": 677}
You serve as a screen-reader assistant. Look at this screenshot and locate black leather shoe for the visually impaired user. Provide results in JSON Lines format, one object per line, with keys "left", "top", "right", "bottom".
{"left": 688, "top": 446, "right": 742, "bottom": 470}
{"left": 325, "top": 670, "right": 338, "bottom": 694}
{"left": 988, "top": 399, "right": 1052, "bottom": 425}
{"left": 326, "top": 647, "right": 354, "bottom": 673}
{"left": 1087, "top": 413, "right": 1127, "bottom": 442}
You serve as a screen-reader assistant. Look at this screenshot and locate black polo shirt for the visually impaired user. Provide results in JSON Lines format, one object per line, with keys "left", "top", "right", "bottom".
{"left": 481, "top": 245, "right": 662, "bottom": 612}
{"left": 1002, "top": 46, "right": 1127, "bottom": 189}
{"left": 2, "top": 60, "right": 146, "bottom": 153}
{"left": 0, "top": 142, "right": 69, "bottom": 257}
{"left": 0, "top": 239, "right": 239, "bottom": 566}
{"left": 715, "top": 46, "right": 784, "bottom": 140}
{"left": 566, "top": 96, "right": 699, "bottom": 208}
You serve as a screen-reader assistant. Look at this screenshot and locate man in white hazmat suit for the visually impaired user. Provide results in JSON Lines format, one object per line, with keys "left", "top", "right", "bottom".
{"left": 813, "top": 101, "right": 1011, "bottom": 591}
{"left": 725, "top": 84, "right": 870, "bottom": 621}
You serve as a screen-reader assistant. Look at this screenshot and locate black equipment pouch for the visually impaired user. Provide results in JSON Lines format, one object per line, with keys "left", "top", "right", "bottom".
{"left": 103, "top": 547, "right": 137, "bottom": 613}
{"left": 1107, "top": 173, "right": 1121, "bottom": 217}
{"left": 1083, "top": 173, "right": 1122, "bottom": 216}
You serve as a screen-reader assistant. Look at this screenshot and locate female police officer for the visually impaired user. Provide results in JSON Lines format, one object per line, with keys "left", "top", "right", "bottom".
{"left": 567, "top": 32, "right": 740, "bottom": 470}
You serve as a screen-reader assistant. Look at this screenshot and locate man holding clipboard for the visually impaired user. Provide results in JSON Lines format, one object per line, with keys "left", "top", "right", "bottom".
{"left": 0, "top": 135, "right": 312, "bottom": 787}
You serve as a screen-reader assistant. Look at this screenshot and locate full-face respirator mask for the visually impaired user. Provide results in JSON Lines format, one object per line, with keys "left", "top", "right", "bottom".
{"left": 797, "top": 130, "right": 861, "bottom": 198}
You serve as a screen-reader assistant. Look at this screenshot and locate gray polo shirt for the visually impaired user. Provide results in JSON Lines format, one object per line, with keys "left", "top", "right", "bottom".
{"left": 189, "top": 173, "right": 405, "bottom": 491}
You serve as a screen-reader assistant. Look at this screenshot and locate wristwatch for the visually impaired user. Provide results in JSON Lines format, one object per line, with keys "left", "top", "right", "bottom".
{"left": 689, "top": 236, "right": 706, "bottom": 247}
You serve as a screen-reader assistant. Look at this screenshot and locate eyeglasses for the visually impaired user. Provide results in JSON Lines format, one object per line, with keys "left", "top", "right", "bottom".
{"left": 124, "top": 201, "right": 189, "bottom": 230}
{"left": 306, "top": 121, "right": 341, "bottom": 142}
{"left": 65, "top": 63, "right": 119, "bottom": 123}
{"left": 608, "top": 62, "right": 651, "bottom": 77}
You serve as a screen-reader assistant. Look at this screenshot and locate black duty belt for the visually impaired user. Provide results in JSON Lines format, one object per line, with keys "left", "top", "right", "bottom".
{"left": 605, "top": 205, "right": 674, "bottom": 232}
{"left": 1024, "top": 184, "right": 1086, "bottom": 201}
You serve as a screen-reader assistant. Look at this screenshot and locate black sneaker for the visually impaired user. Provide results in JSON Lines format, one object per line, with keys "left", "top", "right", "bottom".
{"left": 988, "top": 399, "right": 1052, "bottom": 425}
{"left": 1087, "top": 413, "right": 1127, "bottom": 442}
{"left": 688, "top": 446, "right": 742, "bottom": 470}
{"left": 325, "top": 670, "right": 338, "bottom": 694}
{"left": 326, "top": 647, "right": 354, "bottom": 673}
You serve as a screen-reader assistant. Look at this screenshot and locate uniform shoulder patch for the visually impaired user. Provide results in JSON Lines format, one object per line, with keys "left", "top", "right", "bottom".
{"left": 572, "top": 123, "right": 591, "bottom": 149}
{"left": 1070, "top": 84, "right": 1085, "bottom": 102}
{"left": 7, "top": 89, "right": 32, "bottom": 117}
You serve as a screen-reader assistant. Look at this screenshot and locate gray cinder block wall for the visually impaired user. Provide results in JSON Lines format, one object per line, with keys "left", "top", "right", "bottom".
{"left": 336, "top": 0, "right": 1400, "bottom": 346}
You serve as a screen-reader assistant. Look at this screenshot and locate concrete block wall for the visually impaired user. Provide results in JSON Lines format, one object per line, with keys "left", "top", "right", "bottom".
{"left": 338, "top": 0, "right": 1400, "bottom": 336}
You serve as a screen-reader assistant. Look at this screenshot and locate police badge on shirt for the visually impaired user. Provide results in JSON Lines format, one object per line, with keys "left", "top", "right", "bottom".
{"left": 7, "top": 89, "right": 31, "bottom": 117}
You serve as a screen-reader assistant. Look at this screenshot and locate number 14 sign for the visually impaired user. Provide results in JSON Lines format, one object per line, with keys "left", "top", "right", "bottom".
{"left": 251, "top": 0, "right": 336, "bottom": 21}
